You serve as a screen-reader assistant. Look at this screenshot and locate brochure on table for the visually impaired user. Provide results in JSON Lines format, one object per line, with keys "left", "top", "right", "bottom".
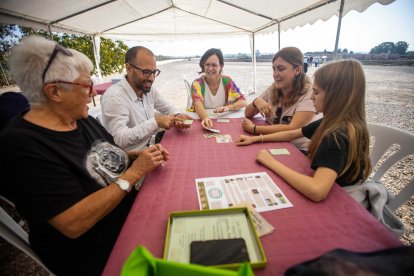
{"left": 196, "top": 172, "right": 293, "bottom": 212}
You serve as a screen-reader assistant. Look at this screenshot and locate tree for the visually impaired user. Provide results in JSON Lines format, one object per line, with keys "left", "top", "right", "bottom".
{"left": 0, "top": 25, "right": 21, "bottom": 85}
{"left": 342, "top": 48, "right": 348, "bottom": 53}
{"left": 394, "top": 41, "right": 409, "bottom": 55}
{"left": 0, "top": 24, "right": 128, "bottom": 86}
{"left": 370, "top": 42, "right": 395, "bottom": 54}
{"left": 369, "top": 41, "right": 409, "bottom": 55}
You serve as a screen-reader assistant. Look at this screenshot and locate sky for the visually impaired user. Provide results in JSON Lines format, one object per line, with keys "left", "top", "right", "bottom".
{"left": 128, "top": 0, "right": 414, "bottom": 56}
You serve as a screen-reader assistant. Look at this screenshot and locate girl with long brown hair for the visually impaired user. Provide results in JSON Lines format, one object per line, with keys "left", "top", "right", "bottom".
{"left": 236, "top": 59, "right": 371, "bottom": 202}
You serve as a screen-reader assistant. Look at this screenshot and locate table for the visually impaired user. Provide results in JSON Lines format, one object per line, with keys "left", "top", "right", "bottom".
{"left": 93, "top": 82, "right": 112, "bottom": 96}
{"left": 102, "top": 119, "right": 402, "bottom": 276}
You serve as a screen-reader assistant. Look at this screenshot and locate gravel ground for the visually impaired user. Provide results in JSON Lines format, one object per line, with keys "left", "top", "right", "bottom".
{"left": 1, "top": 61, "right": 413, "bottom": 274}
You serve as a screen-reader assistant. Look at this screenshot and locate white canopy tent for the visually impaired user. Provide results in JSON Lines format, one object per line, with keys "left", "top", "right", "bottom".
{"left": 0, "top": 0, "right": 394, "bottom": 89}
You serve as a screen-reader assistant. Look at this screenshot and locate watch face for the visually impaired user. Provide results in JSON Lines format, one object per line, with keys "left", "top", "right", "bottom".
{"left": 116, "top": 179, "right": 131, "bottom": 192}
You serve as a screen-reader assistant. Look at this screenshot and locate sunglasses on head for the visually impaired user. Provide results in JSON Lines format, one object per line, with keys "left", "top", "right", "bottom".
{"left": 42, "top": 44, "right": 73, "bottom": 83}
{"left": 272, "top": 107, "right": 283, "bottom": 124}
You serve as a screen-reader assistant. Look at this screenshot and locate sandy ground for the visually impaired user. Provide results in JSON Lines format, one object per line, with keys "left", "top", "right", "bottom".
{"left": 1, "top": 61, "right": 413, "bottom": 274}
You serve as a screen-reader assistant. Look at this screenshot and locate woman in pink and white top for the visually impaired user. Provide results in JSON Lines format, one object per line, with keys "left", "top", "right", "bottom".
{"left": 191, "top": 48, "right": 247, "bottom": 129}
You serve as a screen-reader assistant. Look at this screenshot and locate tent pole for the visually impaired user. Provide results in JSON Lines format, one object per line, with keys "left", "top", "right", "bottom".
{"left": 333, "top": 0, "right": 345, "bottom": 60}
{"left": 252, "top": 33, "right": 256, "bottom": 94}
{"left": 248, "top": 33, "right": 257, "bottom": 95}
{"left": 278, "top": 22, "right": 281, "bottom": 51}
{"left": 92, "top": 35, "right": 103, "bottom": 83}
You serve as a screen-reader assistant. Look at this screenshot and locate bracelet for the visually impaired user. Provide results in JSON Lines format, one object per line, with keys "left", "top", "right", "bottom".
{"left": 260, "top": 134, "right": 263, "bottom": 143}
{"left": 252, "top": 98, "right": 258, "bottom": 109}
{"left": 253, "top": 125, "right": 256, "bottom": 135}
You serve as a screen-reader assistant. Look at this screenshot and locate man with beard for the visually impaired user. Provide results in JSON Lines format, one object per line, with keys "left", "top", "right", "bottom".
{"left": 101, "top": 46, "right": 194, "bottom": 151}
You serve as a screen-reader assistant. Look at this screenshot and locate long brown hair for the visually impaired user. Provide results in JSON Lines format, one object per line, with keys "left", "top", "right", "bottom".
{"left": 269, "top": 47, "right": 312, "bottom": 107}
{"left": 308, "top": 59, "right": 371, "bottom": 183}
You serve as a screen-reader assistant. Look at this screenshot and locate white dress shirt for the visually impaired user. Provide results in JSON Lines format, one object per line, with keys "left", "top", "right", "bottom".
{"left": 101, "top": 76, "right": 179, "bottom": 151}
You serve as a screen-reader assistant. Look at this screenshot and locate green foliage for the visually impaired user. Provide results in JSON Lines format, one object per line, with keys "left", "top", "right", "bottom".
{"left": 369, "top": 41, "right": 409, "bottom": 55}
{"left": 394, "top": 41, "right": 409, "bottom": 55}
{"left": 0, "top": 24, "right": 128, "bottom": 86}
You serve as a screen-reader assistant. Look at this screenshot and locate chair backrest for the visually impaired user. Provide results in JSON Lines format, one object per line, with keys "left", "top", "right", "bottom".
{"left": 0, "top": 195, "right": 54, "bottom": 275}
{"left": 182, "top": 74, "right": 193, "bottom": 109}
{"left": 367, "top": 122, "right": 414, "bottom": 212}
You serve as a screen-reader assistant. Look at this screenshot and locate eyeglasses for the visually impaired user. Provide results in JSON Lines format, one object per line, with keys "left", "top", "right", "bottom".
{"left": 42, "top": 44, "right": 73, "bottom": 83}
{"left": 128, "top": 63, "right": 161, "bottom": 77}
{"left": 272, "top": 107, "right": 283, "bottom": 124}
{"left": 48, "top": 80, "right": 94, "bottom": 96}
{"left": 204, "top": 63, "right": 219, "bottom": 68}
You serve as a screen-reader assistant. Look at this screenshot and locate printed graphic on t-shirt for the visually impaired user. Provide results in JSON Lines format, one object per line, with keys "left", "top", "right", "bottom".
{"left": 281, "top": 116, "right": 292, "bottom": 124}
{"left": 85, "top": 141, "right": 129, "bottom": 186}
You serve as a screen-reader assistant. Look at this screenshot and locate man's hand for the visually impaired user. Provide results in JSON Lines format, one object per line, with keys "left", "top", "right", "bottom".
{"left": 241, "top": 118, "right": 255, "bottom": 133}
{"left": 155, "top": 114, "right": 175, "bottom": 129}
{"left": 174, "top": 114, "right": 195, "bottom": 129}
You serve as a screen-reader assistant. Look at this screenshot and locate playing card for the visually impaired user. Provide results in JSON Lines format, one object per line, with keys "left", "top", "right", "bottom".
{"left": 216, "top": 119, "right": 230, "bottom": 123}
{"left": 269, "top": 148, "right": 290, "bottom": 155}
{"left": 216, "top": 134, "right": 233, "bottom": 143}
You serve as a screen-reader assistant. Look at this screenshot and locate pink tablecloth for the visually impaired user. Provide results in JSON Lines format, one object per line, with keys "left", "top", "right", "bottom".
{"left": 103, "top": 118, "right": 402, "bottom": 276}
{"left": 93, "top": 82, "right": 112, "bottom": 95}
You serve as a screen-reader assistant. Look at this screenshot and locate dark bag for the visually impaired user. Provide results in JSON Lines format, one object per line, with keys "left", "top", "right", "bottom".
{"left": 285, "top": 246, "right": 414, "bottom": 276}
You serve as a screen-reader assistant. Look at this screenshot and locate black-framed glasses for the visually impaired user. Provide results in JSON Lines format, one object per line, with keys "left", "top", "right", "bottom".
{"left": 47, "top": 80, "right": 94, "bottom": 96}
{"left": 272, "top": 107, "right": 283, "bottom": 124}
{"left": 128, "top": 63, "right": 161, "bottom": 77}
{"left": 42, "top": 44, "right": 73, "bottom": 83}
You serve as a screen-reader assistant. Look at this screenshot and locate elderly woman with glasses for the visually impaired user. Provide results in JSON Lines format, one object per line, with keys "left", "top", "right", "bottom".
{"left": 0, "top": 36, "right": 169, "bottom": 275}
{"left": 242, "top": 47, "right": 319, "bottom": 152}
{"left": 191, "top": 48, "right": 247, "bottom": 129}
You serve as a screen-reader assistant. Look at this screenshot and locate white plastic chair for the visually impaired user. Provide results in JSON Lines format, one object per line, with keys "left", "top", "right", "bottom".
{"left": 0, "top": 195, "right": 54, "bottom": 274}
{"left": 182, "top": 74, "right": 193, "bottom": 109}
{"left": 367, "top": 122, "right": 414, "bottom": 212}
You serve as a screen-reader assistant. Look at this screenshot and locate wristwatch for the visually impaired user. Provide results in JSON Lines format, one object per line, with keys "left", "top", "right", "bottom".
{"left": 115, "top": 178, "right": 132, "bottom": 193}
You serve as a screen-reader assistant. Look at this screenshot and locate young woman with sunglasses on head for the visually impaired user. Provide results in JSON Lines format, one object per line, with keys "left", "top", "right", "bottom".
{"left": 237, "top": 60, "right": 372, "bottom": 202}
{"left": 191, "top": 48, "right": 247, "bottom": 129}
{"left": 243, "top": 47, "right": 319, "bottom": 152}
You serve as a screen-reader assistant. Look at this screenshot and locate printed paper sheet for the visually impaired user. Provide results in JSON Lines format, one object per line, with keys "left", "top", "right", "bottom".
{"left": 196, "top": 172, "right": 293, "bottom": 212}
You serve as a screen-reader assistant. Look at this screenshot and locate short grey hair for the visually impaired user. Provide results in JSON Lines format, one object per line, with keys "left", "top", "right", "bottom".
{"left": 8, "top": 35, "right": 93, "bottom": 106}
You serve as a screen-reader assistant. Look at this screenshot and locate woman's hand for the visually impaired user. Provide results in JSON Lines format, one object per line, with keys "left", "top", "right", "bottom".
{"left": 254, "top": 98, "right": 272, "bottom": 117}
{"left": 256, "top": 149, "right": 276, "bottom": 168}
{"left": 201, "top": 117, "right": 214, "bottom": 129}
{"left": 128, "top": 144, "right": 168, "bottom": 179}
{"left": 213, "top": 106, "right": 229, "bottom": 113}
{"left": 236, "top": 134, "right": 257, "bottom": 146}
{"left": 241, "top": 118, "right": 255, "bottom": 133}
